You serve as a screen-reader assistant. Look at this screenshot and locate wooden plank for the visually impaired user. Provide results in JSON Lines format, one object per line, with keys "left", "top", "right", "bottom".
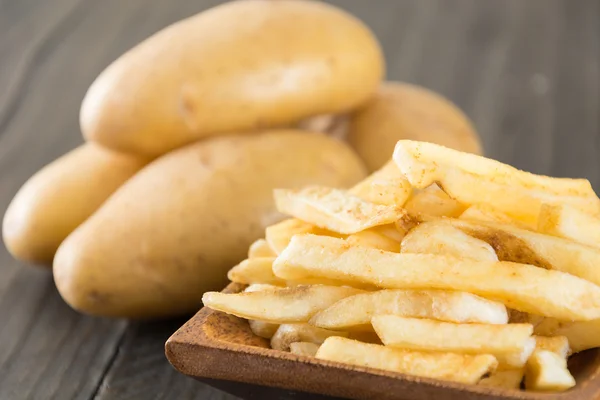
{"left": 93, "top": 319, "right": 235, "bottom": 400}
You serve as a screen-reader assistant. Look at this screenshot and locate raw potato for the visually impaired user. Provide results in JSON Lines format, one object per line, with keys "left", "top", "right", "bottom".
{"left": 53, "top": 131, "right": 366, "bottom": 318}
{"left": 2, "top": 143, "right": 147, "bottom": 265}
{"left": 347, "top": 82, "right": 482, "bottom": 172}
{"left": 81, "top": 0, "right": 384, "bottom": 157}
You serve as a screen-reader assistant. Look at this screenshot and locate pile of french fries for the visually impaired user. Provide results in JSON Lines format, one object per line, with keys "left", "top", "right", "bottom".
{"left": 203, "top": 140, "right": 600, "bottom": 392}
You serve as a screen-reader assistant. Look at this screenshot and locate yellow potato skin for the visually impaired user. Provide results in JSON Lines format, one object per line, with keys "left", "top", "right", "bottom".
{"left": 53, "top": 131, "right": 367, "bottom": 318}
{"left": 347, "top": 82, "right": 483, "bottom": 172}
{"left": 2, "top": 143, "right": 148, "bottom": 265}
{"left": 81, "top": 0, "right": 383, "bottom": 157}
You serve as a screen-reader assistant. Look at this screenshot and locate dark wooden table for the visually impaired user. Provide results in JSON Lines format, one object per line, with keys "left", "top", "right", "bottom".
{"left": 1, "top": 1, "right": 598, "bottom": 399}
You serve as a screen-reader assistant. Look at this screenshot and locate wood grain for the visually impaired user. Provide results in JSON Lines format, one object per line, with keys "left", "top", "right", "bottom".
{"left": 0, "top": 1, "right": 598, "bottom": 399}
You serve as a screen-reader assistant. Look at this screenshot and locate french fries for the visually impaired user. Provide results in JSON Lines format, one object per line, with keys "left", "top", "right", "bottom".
{"left": 525, "top": 350, "right": 575, "bottom": 392}
{"left": 265, "top": 218, "right": 334, "bottom": 255}
{"left": 478, "top": 369, "right": 524, "bottom": 389}
{"left": 538, "top": 203, "right": 600, "bottom": 248}
{"left": 353, "top": 177, "right": 412, "bottom": 206}
{"left": 273, "top": 186, "right": 406, "bottom": 234}
{"left": 525, "top": 335, "right": 575, "bottom": 392}
{"left": 316, "top": 337, "right": 498, "bottom": 384}
{"left": 400, "top": 221, "right": 498, "bottom": 261}
{"left": 534, "top": 318, "right": 600, "bottom": 353}
{"left": 227, "top": 257, "right": 284, "bottom": 286}
{"left": 202, "top": 285, "right": 362, "bottom": 323}
{"left": 274, "top": 234, "right": 600, "bottom": 321}
{"left": 289, "top": 342, "right": 320, "bottom": 357}
{"left": 346, "top": 229, "right": 400, "bottom": 252}
{"left": 534, "top": 336, "right": 570, "bottom": 358}
{"left": 244, "top": 283, "right": 280, "bottom": 338}
{"left": 496, "top": 337, "right": 536, "bottom": 369}
{"left": 310, "top": 289, "right": 508, "bottom": 331}
{"left": 372, "top": 316, "right": 533, "bottom": 367}
{"left": 393, "top": 140, "right": 596, "bottom": 197}
{"left": 248, "top": 320, "right": 279, "bottom": 339}
{"left": 349, "top": 161, "right": 411, "bottom": 205}
{"left": 202, "top": 140, "right": 600, "bottom": 393}
{"left": 403, "top": 184, "right": 466, "bottom": 218}
{"left": 460, "top": 204, "right": 533, "bottom": 230}
{"left": 446, "top": 218, "right": 600, "bottom": 286}
{"left": 393, "top": 141, "right": 600, "bottom": 225}
{"left": 248, "top": 238, "right": 276, "bottom": 258}
{"left": 270, "top": 324, "right": 344, "bottom": 351}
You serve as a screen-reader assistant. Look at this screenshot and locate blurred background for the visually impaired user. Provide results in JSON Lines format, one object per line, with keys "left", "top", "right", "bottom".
{"left": 0, "top": 1, "right": 598, "bottom": 399}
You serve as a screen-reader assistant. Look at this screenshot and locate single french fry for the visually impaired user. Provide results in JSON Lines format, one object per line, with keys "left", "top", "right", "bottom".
{"left": 478, "top": 369, "right": 524, "bottom": 389}
{"left": 273, "top": 186, "right": 407, "bottom": 234}
{"left": 346, "top": 229, "right": 400, "bottom": 252}
{"left": 538, "top": 203, "right": 600, "bottom": 248}
{"left": 203, "top": 285, "right": 363, "bottom": 324}
{"left": 393, "top": 140, "right": 596, "bottom": 197}
{"left": 289, "top": 342, "right": 320, "bottom": 357}
{"left": 315, "top": 337, "right": 498, "bottom": 384}
{"left": 265, "top": 218, "right": 334, "bottom": 254}
{"left": 375, "top": 224, "right": 406, "bottom": 242}
{"left": 351, "top": 177, "right": 412, "bottom": 206}
{"left": 525, "top": 350, "right": 575, "bottom": 392}
{"left": 403, "top": 184, "right": 466, "bottom": 218}
{"left": 350, "top": 161, "right": 411, "bottom": 205}
{"left": 271, "top": 324, "right": 345, "bottom": 351}
{"left": 310, "top": 289, "right": 508, "bottom": 331}
{"left": 534, "top": 336, "right": 570, "bottom": 359}
{"left": 400, "top": 221, "right": 498, "bottom": 261}
{"left": 393, "top": 141, "right": 600, "bottom": 225}
{"left": 534, "top": 318, "right": 600, "bottom": 353}
{"left": 445, "top": 218, "right": 600, "bottom": 287}
{"left": 244, "top": 283, "right": 280, "bottom": 293}
{"left": 227, "top": 257, "right": 285, "bottom": 286}
{"left": 244, "top": 284, "right": 280, "bottom": 339}
{"left": 273, "top": 234, "right": 600, "bottom": 321}
{"left": 460, "top": 204, "right": 533, "bottom": 230}
{"left": 495, "top": 337, "right": 536, "bottom": 369}
{"left": 248, "top": 320, "right": 279, "bottom": 339}
{"left": 248, "top": 238, "right": 276, "bottom": 258}
{"left": 372, "top": 316, "right": 532, "bottom": 365}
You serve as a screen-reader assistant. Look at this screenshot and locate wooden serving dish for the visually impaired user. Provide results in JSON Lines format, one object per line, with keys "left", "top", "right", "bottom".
{"left": 166, "top": 283, "right": 600, "bottom": 400}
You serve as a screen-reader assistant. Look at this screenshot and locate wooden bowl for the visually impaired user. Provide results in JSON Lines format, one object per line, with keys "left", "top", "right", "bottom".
{"left": 165, "top": 283, "right": 600, "bottom": 400}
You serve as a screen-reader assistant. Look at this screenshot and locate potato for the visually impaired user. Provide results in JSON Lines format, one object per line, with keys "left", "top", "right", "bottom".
{"left": 81, "top": 0, "right": 383, "bottom": 157}
{"left": 347, "top": 82, "right": 482, "bottom": 171}
{"left": 2, "top": 143, "right": 147, "bottom": 265}
{"left": 53, "top": 131, "right": 366, "bottom": 318}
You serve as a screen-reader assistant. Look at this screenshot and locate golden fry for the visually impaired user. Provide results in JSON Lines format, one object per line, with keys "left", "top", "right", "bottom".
{"left": 273, "top": 234, "right": 600, "bottom": 321}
